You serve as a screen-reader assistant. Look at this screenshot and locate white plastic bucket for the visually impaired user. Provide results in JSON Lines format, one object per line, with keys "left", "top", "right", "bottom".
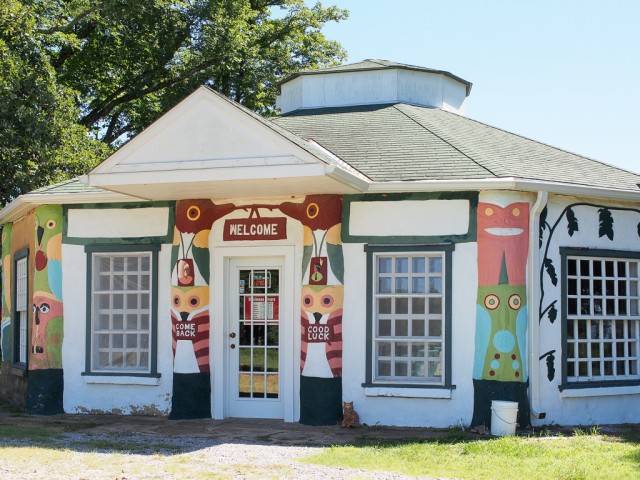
{"left": 490, "top": 400, "right": 518, "bottom": 436}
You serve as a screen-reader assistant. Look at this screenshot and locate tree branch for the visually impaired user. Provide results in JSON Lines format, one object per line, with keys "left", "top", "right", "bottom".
{"left": 35, "top": 3, "right": 104, "bottom": 35}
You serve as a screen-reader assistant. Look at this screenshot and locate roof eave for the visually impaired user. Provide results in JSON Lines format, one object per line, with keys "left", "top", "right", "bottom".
{"left": 367, "top": 178, "right": 640, "bottom": 201}
{"left": 0, "top": 189, "right": 140, "bottom": 225}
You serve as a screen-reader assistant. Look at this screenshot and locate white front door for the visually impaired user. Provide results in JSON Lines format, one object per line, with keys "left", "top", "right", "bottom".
{"left": 227, "top": 257, "right": 286, "bottom": 419}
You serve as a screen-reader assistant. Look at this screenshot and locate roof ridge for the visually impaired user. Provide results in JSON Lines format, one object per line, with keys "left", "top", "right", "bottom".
{"left": 393, "top": 104, "right": 499, "bottom": 178}
{"left": 436, "top": 108, "right": 640, "bottom": 178}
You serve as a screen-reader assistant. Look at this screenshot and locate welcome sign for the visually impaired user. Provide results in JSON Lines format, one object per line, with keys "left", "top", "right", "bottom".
{"left": 223, "top": 217, "right": 287, "bottom": 241}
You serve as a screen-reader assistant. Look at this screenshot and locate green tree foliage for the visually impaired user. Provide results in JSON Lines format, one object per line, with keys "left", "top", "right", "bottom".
{"left": 0, "top": 0, "right": 348, "bottom": 206}
{"left": 1, "top": 1, "right": 110, "bottom": 206}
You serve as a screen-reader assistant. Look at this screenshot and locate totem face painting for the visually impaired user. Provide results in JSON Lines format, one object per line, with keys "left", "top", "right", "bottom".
{"left": 477, "top": 202, "right": 529, "bottom": 286}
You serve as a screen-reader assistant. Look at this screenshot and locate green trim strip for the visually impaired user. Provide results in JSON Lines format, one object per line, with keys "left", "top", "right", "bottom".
{"left": 342, "top": 192, "right": 478, "bottom": 244}
{"left": 84, "top": 244, "right": 160, "bottom": 377}
{"left": 364, "top": 243, "right": 456, "bottom": 389}
{"left": 559, "top": 247, "right": 640, "bottom": 389}
{"left": 63, "top": 201, "right": 175, "bottom": 245}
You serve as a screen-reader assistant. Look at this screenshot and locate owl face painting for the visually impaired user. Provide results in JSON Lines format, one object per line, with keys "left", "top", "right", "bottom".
{"left": 473, "top": 284, "right": 528, "bottom": 382}
{"left": 302, "top": 284, "right": 344, "bottom": 321}
{"left": 171, "top": 286, "right": 210, "bottom": 321}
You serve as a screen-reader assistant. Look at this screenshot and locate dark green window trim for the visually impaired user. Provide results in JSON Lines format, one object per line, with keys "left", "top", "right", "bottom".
{"left": 364, "top": 243, "right": 455, "bottom": 389}
{"left": 63, "top": 201, "right": 175, "bottom": 246}
{"left": 12, "top": 247, "right": 29, "bottom": 370}
{"left": 559, "top": 247, "right": 640, "bottom": 391}
{"left": 342, "top": 192, "right": 478, "bottom": 244}
{"left": 84, "top": 244, "right": 160, "bottom": 378}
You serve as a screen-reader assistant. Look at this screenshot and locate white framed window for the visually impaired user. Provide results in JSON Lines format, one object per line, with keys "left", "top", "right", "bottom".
{"left": 365, "top": 244, "right": 454, "bottom": 387}
{"left": 15, "top": 253, "right": 28, "bottom": 365}
{"left": 86, "top": 245, "right": 159, "bottom": 376}
{"left": 562, "top": 248, "right": 640, "bottom": 386}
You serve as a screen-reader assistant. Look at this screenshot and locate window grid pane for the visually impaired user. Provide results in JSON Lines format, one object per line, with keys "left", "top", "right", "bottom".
{"left": 92, "top": 253, "right": 152, "bottom": 373}
{"left": 566, "top": 256, "right": 640, "bottom": 383}
{"left": 374, "top": 252, "right": 445, "bottom": 385}
{"left": 16, "top": 257, "right": 28, "bottom": 363}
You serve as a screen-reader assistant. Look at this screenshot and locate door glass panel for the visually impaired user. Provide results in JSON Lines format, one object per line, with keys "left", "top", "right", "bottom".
{"left": 236, "top": 267, "right": 280, "bottom": 400}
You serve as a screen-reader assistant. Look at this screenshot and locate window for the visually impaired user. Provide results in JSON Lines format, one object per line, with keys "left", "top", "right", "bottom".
{"left": 86, "top": 245, "right": 159, "bottom": 376}
{"left": 562, "top": 248, "right": 640, "bottom": 387}
{"left": 14, "top": 250, "right": 28, "bottom": 366}
{"left": 364, "top": 244, "right": 454, "bottom": 387}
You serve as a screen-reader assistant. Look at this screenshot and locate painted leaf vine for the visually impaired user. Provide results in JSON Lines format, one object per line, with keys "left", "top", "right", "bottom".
{"left": 538, "top": 202, "right": 640, "bottom": 382}
{"left": 598, "top": 208, "right": 614, "bottom": 240}
{"left": 566, "top": 207, "right": 579, "bottom": 236}
{"left": 543, "top": 258, "right": 557, "bottom": 286}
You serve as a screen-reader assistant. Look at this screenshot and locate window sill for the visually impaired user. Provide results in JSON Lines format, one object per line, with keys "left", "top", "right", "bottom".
{"left": 82, "top": 374, "right": 161, "bottom": 386}
{"left": 362, "top": 383, "right": 455, "bottom": 399}
{"left": 560, "top": 383, "right": 640, "bottom": 398}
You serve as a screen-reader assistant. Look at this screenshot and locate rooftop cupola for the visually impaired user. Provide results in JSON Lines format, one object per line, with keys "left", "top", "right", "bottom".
{"left": 276, "top": 59, "right": 472, "bottom": 115}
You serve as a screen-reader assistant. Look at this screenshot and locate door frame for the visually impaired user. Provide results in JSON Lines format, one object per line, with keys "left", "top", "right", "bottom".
{"left": 212, "top": 245, "right": 298, "bottom": 421}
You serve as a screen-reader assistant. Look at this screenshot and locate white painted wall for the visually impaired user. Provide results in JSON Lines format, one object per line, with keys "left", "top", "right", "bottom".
{"left": 62, "top": 209, "right": 173, "bottom": 415}
{"left": 342, "top": 241, "right": 478, "bottom": 427}
{"left": 534, "top": 194, "right": 640, "bottom": 425}
{"left": 277, "top": 69, "right": 468, "bottom": 115}
{"left": 67, "top": 207, "right": 170, "bottom": 238}
{"left": 349, "top": 200, "right": 469, "bottom": 237}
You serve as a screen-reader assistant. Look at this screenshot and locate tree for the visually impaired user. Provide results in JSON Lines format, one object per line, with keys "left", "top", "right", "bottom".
{"left": 0, "top": 0, "right": 348, "bottom": 206}
{"left": 0, "top": 1, "right": 109, "bottom": 206}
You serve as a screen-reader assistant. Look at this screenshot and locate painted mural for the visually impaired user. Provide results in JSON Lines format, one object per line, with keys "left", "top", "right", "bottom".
{"left": 472, "top": 201, "right": 531, "bottom": 428}
{"left": 1, "top": 224, "right": 12, "bottom": 362}
{"left": 280, "top": 195, "right": 345, "bottom": 425}
{"left": 31, "top": 205, "right": 64, "bottom": 370}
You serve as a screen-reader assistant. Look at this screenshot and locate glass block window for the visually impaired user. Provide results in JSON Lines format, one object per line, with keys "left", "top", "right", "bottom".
{"left": 91, "top": 252, "right": 153, "bottom": 373}
{"left": 565, "top": 253, "right": 640, "bottom": 383}
{"left": 371, "top": 249, "right": 450, "bottom": 385}
{"left": 15, "top": 256, "right": 28, "bottom": 364}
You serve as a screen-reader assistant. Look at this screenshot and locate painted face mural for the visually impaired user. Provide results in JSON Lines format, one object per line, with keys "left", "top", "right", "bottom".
{"left": 171, "top": 286, "right": 210, "bottom": 374}
{"left": 473, "top": 285, "right": 528, "bottom": 382}
{"left": 477, "top": 202, "right": 529, "bottom": 286}
{"left": 31, "top": 205, "right": 64, "bottom": 370}
{"left": 471, "top": 199, "right": 531, "bottom": 428}
{"left": 300, "top": 284, "right": 344, "bottom": 378}
{"left": 30, "top": 292, "right": 64, "bottom": 370}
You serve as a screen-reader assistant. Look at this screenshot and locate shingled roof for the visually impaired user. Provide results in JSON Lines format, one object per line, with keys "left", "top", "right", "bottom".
{"left": 272, "top": 103, "right": 640, "bottom": 192}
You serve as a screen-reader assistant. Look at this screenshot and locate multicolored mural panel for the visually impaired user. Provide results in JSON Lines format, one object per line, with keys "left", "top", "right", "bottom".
{"left": 472, "top": 201, "right": 531, "bottom": 428}
{"left": 1, "top": 224, "right": 12, "bottom": 362}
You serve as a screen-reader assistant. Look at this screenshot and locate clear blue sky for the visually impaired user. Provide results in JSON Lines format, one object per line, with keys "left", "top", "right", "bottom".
{"left": 315, "top": 0, "right": 640, "bottom": 174}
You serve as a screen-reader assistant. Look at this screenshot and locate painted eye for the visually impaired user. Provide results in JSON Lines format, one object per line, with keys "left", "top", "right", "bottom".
{"left": 321, "top": 295, "right": 334, "bottom": 308}
{"left": 40, "top": 303, "right": 50, "bottom": 313}
{"left": 303, "top": 294, "right": 314, "bottom": 307}
{"left": 173, "top": 296, "right": 180, "bottom": 306}
{"left": 187, "top": 206, "right": 201, "bottom": 221}
{"left": 33, "top": 304, "right": 37, "bottom": 313}
{"left": 485, "top": 207, "right": 494, "bottom": 216}
{"left": 484, "top": 294, "right": 500, "bottom": 310}
{"left": 508, "top": 294, "right": 522, "bottom": 310}
{"left": 306, "top": 202, "right": 319, "bottom": 219}
{"left": 188, "top": 296, "right": 200, "bottom": 307}
{"left": 512, "top": 208, "right": 521, "bottom": 217}
{"left": 46, "top": 219, "right": 57, "bottom": 229}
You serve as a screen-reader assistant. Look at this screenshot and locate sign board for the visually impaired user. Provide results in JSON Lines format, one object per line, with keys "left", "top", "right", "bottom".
{"left": 224, "top": 217, "right": 287, "bottom": 241}
{"left": 244, "top": 295, "right": 279, "bottom": 321}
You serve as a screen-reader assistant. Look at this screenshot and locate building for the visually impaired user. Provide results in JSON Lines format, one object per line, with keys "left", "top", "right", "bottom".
{"left": 1, "top": 59, "right": 639, "bottom": 427}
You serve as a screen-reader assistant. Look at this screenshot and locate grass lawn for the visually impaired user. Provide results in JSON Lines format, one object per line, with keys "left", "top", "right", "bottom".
{"left": 301, "top": 428, "right": 640, "bottom": 480}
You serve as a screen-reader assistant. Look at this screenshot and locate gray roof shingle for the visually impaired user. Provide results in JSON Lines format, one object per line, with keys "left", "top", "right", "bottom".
{"left": 272, "top": 103, "right": 640, "bottom": 192}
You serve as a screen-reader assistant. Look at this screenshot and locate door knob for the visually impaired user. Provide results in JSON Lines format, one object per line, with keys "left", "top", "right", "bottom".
{"left": 230, "top": 344, "right": 236, "bottom": 349}
{"left": 229, "top": 332, "right": 236, "bottom": 338}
